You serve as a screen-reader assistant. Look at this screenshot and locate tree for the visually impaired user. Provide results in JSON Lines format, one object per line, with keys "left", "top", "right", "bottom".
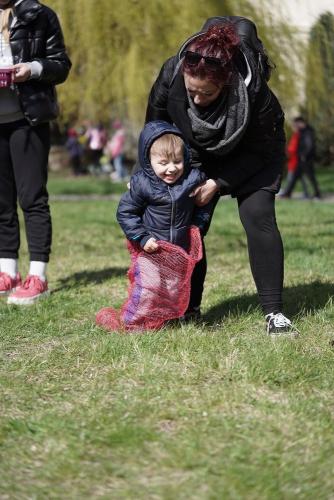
{"left": 305, "top": 11, "right": 334, "bottom": 164}
{"left": 44, "top": 0, "right": 299, "bottom": 126}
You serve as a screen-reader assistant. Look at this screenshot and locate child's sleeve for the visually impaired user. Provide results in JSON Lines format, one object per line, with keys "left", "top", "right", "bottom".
{"left": 116, "top": 176, "right": 154, "bottom": 248}
{"left": 191, "top": 198, "right": 217, "bottom": 237}
{"left": 189, "top": 170, "right": 218, "bottom": 237}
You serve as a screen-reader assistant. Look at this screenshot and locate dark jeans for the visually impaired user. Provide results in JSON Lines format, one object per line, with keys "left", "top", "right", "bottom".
{"left": 281, "top": 171, "right": 309, "bottom": 198}
{"left": 189, "top": 190, "right": 284, "bottom": 315}
{"left": 284, "top": 160, "right": 321, "bottom": 198}
{"left": 0, "top": 120, "right": 51, "bottom": 262}
{"left": 70, "top": 155, "right": 83, "bottom": 176}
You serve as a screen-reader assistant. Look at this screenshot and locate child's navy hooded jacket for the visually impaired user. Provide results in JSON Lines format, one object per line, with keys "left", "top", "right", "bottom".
{"left": 117, "top": 121, "right": 211, "bottom": 250}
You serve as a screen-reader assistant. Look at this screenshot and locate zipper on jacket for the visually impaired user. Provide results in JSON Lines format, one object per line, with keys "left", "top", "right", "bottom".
{"left": 168, "top": 186, "right": 175, "bottom": 243}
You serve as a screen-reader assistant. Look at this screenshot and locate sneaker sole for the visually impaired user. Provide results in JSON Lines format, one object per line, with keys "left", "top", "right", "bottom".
{"left": 0, "top": 287, "right": 17, "bottom": 297}
{"left": 268, "top": 330, "right": 299, "bottom": 338}
{"left": 7, "top": 290, "right": 50, "bottom": 306}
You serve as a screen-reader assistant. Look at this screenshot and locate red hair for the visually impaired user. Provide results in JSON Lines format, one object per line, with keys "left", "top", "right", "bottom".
{"left": 182, "top": 23, "right": 240, "bottom": 86}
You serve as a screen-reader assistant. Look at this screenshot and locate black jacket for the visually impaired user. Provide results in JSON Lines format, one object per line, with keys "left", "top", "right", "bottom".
{"left": 298, "top": 125, "right": 316, "bottom": 163}
{"left": 117, "top": 121, "right": 211, "bottom": 250}
{"left": 9, "top": 0, "right": 71, "bottom": 125}
{"left": 145, "top": 25, "right": 286, "bottom": 196}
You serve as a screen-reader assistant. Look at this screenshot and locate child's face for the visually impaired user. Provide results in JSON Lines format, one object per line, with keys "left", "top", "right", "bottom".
{"left": 150, "top": 153, "right": 184, "bottom": 184}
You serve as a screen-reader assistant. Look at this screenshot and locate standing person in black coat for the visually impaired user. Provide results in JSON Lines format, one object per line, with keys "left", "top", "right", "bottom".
{"left": 281, "top": 116, "right": 321, "bottom": 200}
{"left": 0, "top": 0, "right": 71, "bottom": 305}
{"left": 144, "top": 18, "right": 297, "bottom": 335}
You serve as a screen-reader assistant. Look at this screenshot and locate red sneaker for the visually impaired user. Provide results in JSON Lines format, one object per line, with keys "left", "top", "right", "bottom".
{"left": 7, "top": 275, "right": 49, "bottom": 305}
{"left": 0, "top": 272, "right": 21, "bottom": 296}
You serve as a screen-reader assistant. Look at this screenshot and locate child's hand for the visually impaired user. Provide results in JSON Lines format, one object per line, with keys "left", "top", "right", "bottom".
{"left": 143, "top": 238, "right": 159, "bottom": 253}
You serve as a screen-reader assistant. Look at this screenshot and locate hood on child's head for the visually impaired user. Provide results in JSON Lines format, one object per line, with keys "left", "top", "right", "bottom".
{"left": 138, "top": 120, "right": 192, "bottom": 181}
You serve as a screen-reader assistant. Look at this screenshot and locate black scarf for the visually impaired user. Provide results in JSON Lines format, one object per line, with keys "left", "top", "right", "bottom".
{"left": 187, "top": 72, "right": 250, "bottom": 157}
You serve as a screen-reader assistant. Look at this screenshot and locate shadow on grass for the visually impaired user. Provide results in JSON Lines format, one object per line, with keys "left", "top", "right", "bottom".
{"left": 53, "top": 272, "right": 333, "bottom": 323}
{"left": 52, "top": 267, "right": 127, "bottom": 292}
{"left": 203, "top": 280, "right": 334, "bottom": 323}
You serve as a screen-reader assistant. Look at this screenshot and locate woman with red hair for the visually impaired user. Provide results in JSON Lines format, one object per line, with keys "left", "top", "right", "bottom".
{"left": 144, "top": 19, "right": 296, "bottom": 335}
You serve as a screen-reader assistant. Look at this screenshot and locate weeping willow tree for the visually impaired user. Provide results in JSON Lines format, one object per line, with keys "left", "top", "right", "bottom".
{"left": 305, "top": 12, "right": 334, "bottom": 164}
{"left": 43, "top": 0, "right": 299, "bottom": 126}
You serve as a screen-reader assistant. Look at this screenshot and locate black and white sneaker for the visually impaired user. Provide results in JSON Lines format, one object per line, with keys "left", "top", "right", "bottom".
{"left": 265, "top": 312, "right": 299, "bottom": 337}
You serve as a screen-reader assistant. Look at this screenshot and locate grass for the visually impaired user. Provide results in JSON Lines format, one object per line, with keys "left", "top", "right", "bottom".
{"left": 1, "top": 183, "right": 334, "bottom": 498}
{"left": 314, "top": 166, "right": 334, "bottom": 193}
{"left": 48, "top": 171, "right": 127, "bottom": 196}
{"left": 47, "top": 165, "right": 334, "bottom": 197}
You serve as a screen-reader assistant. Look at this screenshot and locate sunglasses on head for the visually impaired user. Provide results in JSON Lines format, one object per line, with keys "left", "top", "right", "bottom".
{"left": 184, "top": 51, "right": 225, "bottom": 68}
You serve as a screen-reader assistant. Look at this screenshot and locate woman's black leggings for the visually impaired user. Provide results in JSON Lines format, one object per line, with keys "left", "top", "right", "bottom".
{"left": 189, "top": 189, "right": 284, "bottom": 315}
{"left": 0, "top": 120, "right": 51, "bottom": 262}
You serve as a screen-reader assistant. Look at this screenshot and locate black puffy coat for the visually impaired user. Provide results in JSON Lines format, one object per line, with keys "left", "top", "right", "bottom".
{"left": 8, "top": 0, "right": 71, "bottom": 125}
{"left": 145, "top": 23, "right": 286, "bottom": 197}
{"left": 298, "top": 125, "right": 316, "bottom": 162}
{"left": 117, "top": 121, "right": 211, "bottom": 250}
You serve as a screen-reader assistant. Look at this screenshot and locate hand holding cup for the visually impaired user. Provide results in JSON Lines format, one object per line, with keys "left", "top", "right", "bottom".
{"left": 12, "top": 63, "right": 31, "bottom": 82}
{"left": 0, "top": 67, "right": 14, "bottom": 88}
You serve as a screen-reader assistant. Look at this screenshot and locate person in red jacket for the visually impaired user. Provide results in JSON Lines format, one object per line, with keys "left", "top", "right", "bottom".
{"left": 281, "top": 117, "right": 321, "bottom": 200}
{"left": 279, "top": 121, "right": 309, "bottom": 198}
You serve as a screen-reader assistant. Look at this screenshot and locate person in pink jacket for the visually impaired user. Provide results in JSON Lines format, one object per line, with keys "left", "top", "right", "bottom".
{"left": 108, "top": 119, "right": 127, "bottom": 180}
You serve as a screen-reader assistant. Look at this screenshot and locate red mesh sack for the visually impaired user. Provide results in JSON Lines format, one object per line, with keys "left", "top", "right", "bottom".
{"left": 96, "top": 226, "right": 202, "bottom": 332}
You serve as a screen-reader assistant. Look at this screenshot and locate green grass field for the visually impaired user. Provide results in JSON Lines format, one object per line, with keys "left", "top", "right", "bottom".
{"left": 1, "top": 175, "right": 334, "bottom": 498}
{"left": 47, "top": 165, "right": 334, "bottom": 198}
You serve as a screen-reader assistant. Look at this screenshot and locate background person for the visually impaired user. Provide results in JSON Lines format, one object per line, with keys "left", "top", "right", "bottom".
{"left": 144, "top": 19, "right": 297, "bottom": 335}
{"left": 0, "top": 0, "right": 71, "bottom": 305}
{"left": 279, "top": 119, "right": 309, "bottom": 198}
{"left": 108, "top": 119, "right": 127, "bottom": 181}
{"left": 85, "top": 122, "right": 107, "bottom": 174}
{"left": 65, "top": 127, "right": 84, "bottom": 176}
{"left": 281, "top": 116, "right": 321, "bottom": 200}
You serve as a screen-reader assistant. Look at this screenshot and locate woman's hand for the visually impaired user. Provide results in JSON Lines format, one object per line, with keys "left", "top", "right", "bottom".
{"left": 143, "top": 238, "right": 159, "bottom": 253}
{"left": 190, "top": 179, "right": 220, "bottom": 206}
{"left": 13, "top": 63, "right": 31, "bottom": 83}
